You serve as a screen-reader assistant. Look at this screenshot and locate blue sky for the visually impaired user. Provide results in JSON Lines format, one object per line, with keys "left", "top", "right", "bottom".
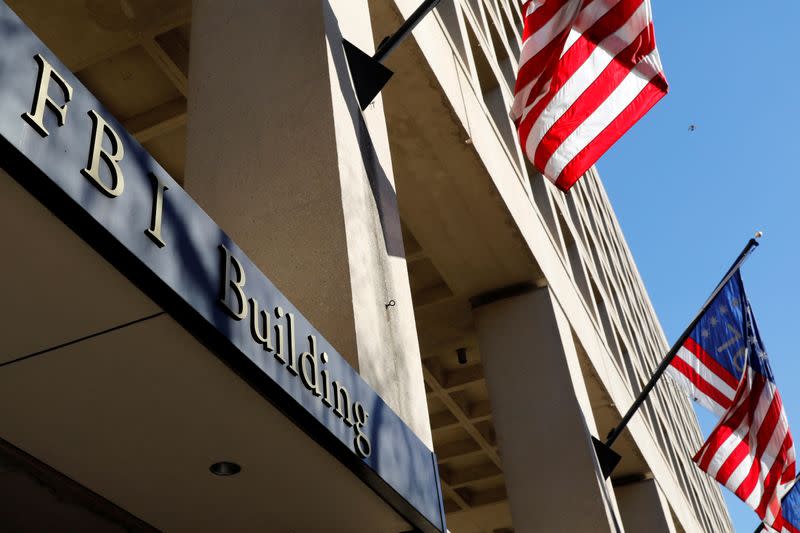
{"left": 596, "top": 2, "right": 800, "bottom": 531}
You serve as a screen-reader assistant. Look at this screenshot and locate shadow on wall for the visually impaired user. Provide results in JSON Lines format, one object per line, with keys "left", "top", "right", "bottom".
{"left": 324, "top": 3, "right": 406, "bottom": 260}
{"left": 321, "top": 5, "right": 436, "bottom": 521}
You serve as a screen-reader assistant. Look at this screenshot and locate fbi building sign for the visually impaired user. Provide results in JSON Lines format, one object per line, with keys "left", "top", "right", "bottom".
{"left": 0, "top": 2, "right": 445, "bottom": 532}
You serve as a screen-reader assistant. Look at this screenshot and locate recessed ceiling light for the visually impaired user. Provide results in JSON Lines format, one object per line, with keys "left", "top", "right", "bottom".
{"left": 456, "top": 347, "right": 468, "bottom": 365}
{"left": 209, "top": 461, "right": 241, "bottom": 476}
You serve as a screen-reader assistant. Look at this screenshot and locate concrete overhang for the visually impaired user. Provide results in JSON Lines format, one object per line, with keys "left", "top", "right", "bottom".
{"left": 0, "top": 2, "right": 447, "bottom": 529}
{"left": 369, "top": 2, "right": 543, "bottom": 301}
{"left": 0, "top": 167, "right": 411, "bottom": 532}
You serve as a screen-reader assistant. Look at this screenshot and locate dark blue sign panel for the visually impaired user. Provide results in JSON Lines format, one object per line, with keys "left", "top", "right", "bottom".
{"left": 0, "top": 3, "right": 445, "bottom": 531}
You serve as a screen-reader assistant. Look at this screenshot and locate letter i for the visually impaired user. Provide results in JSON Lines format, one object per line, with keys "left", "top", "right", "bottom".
{"left": 274, "top": 306, "right": 286, "bottom": 364}
{"left": 286, "top": 312, "right": 298, "bottom": 375}
{"left": 320, "top": 352, "right": 332, "bottom": 407}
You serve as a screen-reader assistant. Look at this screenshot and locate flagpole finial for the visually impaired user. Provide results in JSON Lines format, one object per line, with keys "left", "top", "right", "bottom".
{"left": 755, "top": 231, "right": 763, "bottom": 239}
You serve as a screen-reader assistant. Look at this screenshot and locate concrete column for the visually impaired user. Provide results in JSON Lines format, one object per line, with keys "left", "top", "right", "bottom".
{"left": 473, "top": 288, "right": 622, "bottom": 531}
{"left": 185, "top": 0, "right": 432, "bottom": 446}
{"left": 616, "top": 478, "right": 677, "bottom": 533}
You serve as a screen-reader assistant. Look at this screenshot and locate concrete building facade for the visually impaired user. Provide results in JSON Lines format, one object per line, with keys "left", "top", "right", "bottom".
{"left": 0, "top": 1, "right": 733, "bottom": 531}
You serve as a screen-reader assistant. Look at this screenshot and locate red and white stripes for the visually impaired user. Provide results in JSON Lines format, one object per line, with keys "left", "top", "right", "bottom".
{"left": 693, "top": 367, "right": 796, "bottom": 531}
{"left": 667, "top": 337, "right": 739, "bottom": 417}
{"left": 511, "top": 0, "right": 668, "bottom": 191}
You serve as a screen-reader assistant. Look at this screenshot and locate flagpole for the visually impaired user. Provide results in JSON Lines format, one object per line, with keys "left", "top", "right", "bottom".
{"left": 372, "top": 0, "right": 442, "bottom": 63}
{"left": 593, "top": 233, "right": 762, "bottom": 478}
{"left": 343, "top": 0, "right": 443, "bottom": 109}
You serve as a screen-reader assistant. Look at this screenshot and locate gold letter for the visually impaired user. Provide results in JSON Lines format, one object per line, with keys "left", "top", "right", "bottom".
{"left": 249, "top": 298, "right": 273, "bottom": 350}
{"left": 145, "top": 172, "right": 168, "bottom": 247}
{"left": 274, "top": 306, "right": 286, "bottom": 364}
{"left": 285, "top": 312, "right": 298, "bottom": 375}
{"left": 353, "top": 402, "right": 371, "bottom": 458}
{"left": 81, "top": 110, "right": 125, "bottom": 197}
{"left": 218, "top": 244, "right": 247, "bottom": 320}
{"left": 22, "top": 54, "right": 73, "bottom": 137}
{"left": 299, "top": 335, "right": 321, "bottom": 396}
{"left": 332, "top": 381, "right": 353, "bottom": 426}
{"left": 320, "top": 352, "right": 332, "bottom": 407}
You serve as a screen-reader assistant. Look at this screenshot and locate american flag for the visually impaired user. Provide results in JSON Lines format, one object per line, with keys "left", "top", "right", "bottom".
{"left": 510, "top": 0, "right": 669, "bottom": 191}
{"left": 666, "top": 271, "right": 747, "bottom": 416}
{"left": 670, "top": 272, "right": 796, "bottom": 531}
{"left": 774, "top": 477, "right": 800, "bottom": 532}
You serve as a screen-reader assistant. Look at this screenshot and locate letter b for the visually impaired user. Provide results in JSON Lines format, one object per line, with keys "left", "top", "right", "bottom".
{"left": 81, "top": 110, "right": 125, "bottom": 197}
{"left": 219, "top": 244, "right": 248, "bottom": 320}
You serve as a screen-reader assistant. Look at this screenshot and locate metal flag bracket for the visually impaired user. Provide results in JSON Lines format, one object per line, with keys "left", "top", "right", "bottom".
{"left": 592, "top": 436, "right": 622, "bottom": 480}
{"left": 593, "top": 232, "right": 763, "bottom": 480}
{"left": 342, "top": 0, "right": 442, "bottom": 110}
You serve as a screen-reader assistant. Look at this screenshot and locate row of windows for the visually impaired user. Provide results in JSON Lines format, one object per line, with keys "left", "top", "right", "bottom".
{"left": 559, "top": 175, "right": 731, "bottom": 533}
{"left": 437, "top": 0, "right": 730, "bottom": 531}
{"left": 430, "top": 2, "right": 731, "bottom": 530}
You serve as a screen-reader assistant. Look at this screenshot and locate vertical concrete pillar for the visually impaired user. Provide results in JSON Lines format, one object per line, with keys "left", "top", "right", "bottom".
{"left": 616, "top": 478, "right": 677, "bottom": 533}
{"left": 185, "top": 0, "right": 432, "bottom": 446}
{"left": 473, "top": 288, "right": 622, "bottom": 531}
